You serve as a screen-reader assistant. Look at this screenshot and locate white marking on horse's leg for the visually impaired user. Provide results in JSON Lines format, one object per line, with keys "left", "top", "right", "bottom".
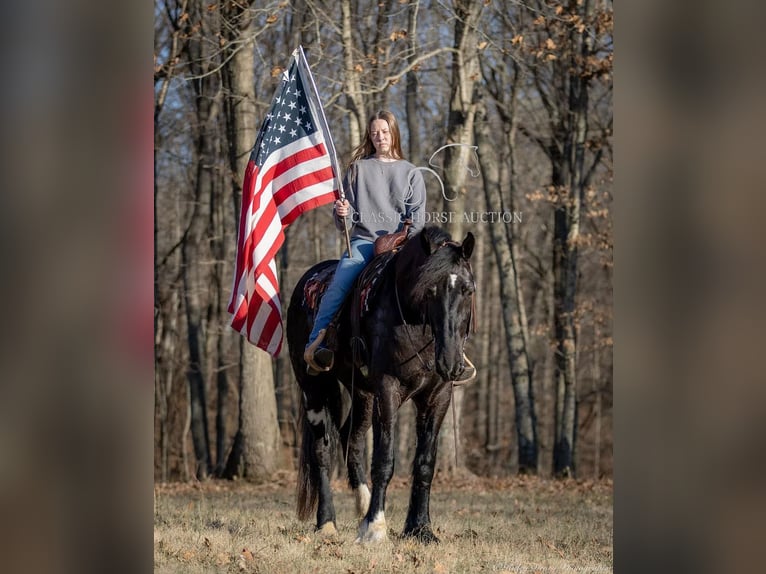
{"left": 306, "top": 409, "right": 324, "bottom": 425}
{"left": 448, "top": 273, "right": 457, "bottom": 289}
{"left": 355, "top": 510, "right": 387, "bottom": 544}
{"left": 354, "top": 484, "right": 371, "bottom": 517}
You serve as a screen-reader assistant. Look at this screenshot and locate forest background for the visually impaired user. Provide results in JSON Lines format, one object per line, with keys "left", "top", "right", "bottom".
{"left": 153, "top": 0, "right": 613, "bottom": 484}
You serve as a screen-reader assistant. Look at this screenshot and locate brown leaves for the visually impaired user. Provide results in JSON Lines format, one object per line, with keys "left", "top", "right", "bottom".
{"left": 389, "top": 29, "right": 408, "bottom": 42}
{"left": 241, "top": 547, "right": 254, "bottom": 560}
{"left": 237, "top": 547, "right": 255, "bottom": 572}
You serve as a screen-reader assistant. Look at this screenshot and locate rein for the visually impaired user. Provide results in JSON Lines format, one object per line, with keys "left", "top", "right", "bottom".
{"left": 394, "top": 279, "right": 433, "bottom": 372}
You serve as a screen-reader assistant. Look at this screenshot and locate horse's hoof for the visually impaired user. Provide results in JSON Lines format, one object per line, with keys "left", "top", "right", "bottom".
{"left": 403, "top": 526, "right": 440, "bottom": 544}
{"left": 354, "top": 512, "right": 388, "bottom": 544}
{"left": 316, "top": 521, "right": 338, "bottom": 538}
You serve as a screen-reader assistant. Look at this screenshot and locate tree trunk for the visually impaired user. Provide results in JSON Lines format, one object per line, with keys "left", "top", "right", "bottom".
{"left": 551, "top": 0, "right": 596, "bottom": 478}
{"left": 436, "top": 0, "right": 483, "bottom": 477}
{"left": 341, "top": 0, "right": 366, "bottom": 148}
{"left": 220, "top": 7, "right": 281, "bottom": 482}
{"left": 181, "top": 103, "right": 216, "bottom": 480}
{"left": 395, "top": 401, "right": 415, "bottom": 477}
{"left": 474, "top": 99, "right": 538, "bottom": 473}
{"left": 441, "top": 0, "right": 483, "bottom": 240}
{"left": 405, "top": 0, "right": 421, "bottom": 163}
{"left": 593, "top": 325, "right": 602, "bottom": 479}
{"left": 486, "top": 288, "right": 501, "bottom": 472}
{"left": 474, "top": 228, "right": 489, "bottom": 459}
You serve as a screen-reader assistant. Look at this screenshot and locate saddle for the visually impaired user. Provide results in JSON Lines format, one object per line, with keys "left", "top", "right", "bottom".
{"left": 302, "top": 247, "right": 402, "bottom": 371}
{"left": 373, "top": 219, "right": 411, "bottom": 256}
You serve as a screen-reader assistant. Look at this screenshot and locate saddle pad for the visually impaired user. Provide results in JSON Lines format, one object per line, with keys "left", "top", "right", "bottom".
{"left": 302, "top": 251, "right": 396, "bottom": 319}
{"left": 303, "top": 262, "right": 337, "bottom": 314}
{"left": 356, "top": 250, "right": 397, "bottom": 317}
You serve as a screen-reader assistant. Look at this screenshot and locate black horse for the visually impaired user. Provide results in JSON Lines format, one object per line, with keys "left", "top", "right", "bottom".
{"left": 286, "top": 226, "right": 475, "bottom": 543}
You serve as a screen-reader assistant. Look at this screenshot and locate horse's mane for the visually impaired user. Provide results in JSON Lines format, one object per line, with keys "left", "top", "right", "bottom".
{"left": 403, "top": 226, "right": 466, "bottom": 304}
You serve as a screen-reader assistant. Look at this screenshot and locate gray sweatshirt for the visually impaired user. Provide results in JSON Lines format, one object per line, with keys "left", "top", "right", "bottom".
{"left": 334, "top": 157, "right": 426, "bottom": 242}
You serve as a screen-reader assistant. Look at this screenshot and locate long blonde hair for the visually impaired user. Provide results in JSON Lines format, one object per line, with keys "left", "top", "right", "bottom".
{"left": 348, "top": 110, "right": 404, "bottom": 168}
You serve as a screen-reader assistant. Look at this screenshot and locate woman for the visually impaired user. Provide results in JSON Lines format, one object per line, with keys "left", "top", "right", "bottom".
{"left": 304, "top": 110, "right": 426, "bottom": 371}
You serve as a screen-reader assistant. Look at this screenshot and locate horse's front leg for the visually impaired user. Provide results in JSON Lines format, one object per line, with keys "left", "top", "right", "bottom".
{"left": 356, "top": 379, "right": 400, "bottom": 543}
{"left": 403, "top": 383, "right": 452, "bottom": 543}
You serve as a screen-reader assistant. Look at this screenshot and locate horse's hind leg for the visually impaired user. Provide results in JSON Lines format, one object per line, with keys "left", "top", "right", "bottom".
{"left": 298, "top": 379, "right": 342, "bottom": 536}
{"left": 356, "top": 380, "right": 401, "bottom": 543}
{"left": 402, "top": 384, "right": 452, "bottom": 543}
{"left": 340, "top": 390, "right": 373, "bottom": 516}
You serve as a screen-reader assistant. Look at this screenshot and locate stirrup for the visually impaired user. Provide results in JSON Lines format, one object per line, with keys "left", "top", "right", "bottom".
{"left": 304, "top": 329, "right": 334, "bottom": 373}
{"left": 452, "top": 355, "right": 477, "bottom": 387}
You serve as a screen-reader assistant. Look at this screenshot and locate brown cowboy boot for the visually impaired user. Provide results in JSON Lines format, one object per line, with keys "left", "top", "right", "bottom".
{"left": 452, "top": 355, "right": 477, "bottom": 387}
{"left": 304, "top": 329, "right": 334, "bottom": 374}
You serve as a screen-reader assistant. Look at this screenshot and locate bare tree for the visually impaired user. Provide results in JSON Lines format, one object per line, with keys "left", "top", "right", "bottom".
{"left": 474, "top": 95, "right": 538, "bottom": 472}
{"left": 177, "top": 0, "right": 228, "bottom": 479}
{"left": 436, "top": 0, "right": 484, "bottom": 477}
{"left": 517, "top": 0, "right": 612, "bottom": 476}
{"left": 220, "top": 2, "right": 282, "bottom": 482}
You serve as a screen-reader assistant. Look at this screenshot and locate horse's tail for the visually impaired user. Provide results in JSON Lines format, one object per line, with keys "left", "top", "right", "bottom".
{"left": 296, "top": 394, "right": 341, "bottom": 521}
{"left": 296, "top": 401, "right": 319, "bottom": 520}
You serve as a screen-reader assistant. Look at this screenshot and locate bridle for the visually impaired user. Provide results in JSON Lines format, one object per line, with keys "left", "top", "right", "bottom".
{"left": 393, "top": 241, "right": 477, "bottom": 371}
{"left": 394, "top": 278, "right": 434, "bottom": 371}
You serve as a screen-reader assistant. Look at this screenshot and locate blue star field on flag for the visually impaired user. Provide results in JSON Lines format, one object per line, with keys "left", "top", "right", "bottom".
{"left": 254, "top": 62, "right": 316, "bottom": 166}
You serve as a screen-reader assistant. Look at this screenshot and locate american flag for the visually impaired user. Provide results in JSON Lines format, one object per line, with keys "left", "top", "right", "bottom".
{"left": 228, "top": 47, "right": 340, "bottom": 356}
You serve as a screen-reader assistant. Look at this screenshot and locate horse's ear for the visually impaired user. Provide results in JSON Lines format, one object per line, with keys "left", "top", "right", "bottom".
{"left": 420, "top": 231, "right": 432, "bottom": 255}
{"left": 462, "top": 232, "right": 475, "bottom": 259}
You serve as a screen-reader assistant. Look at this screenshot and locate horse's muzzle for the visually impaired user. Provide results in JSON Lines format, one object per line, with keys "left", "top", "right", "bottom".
{"left": 435, "top": 357, "right": 465, "bottom": 383}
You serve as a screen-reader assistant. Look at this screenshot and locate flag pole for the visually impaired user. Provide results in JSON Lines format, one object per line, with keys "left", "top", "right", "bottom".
{"left": 296, "top": 46, "right": 352, "bottom": 256}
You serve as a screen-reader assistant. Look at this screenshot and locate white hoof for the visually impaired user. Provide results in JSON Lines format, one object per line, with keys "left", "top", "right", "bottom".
{"left": 354, "top": 484, "right": 371, "bottom": 517}
{"left": 355, "top": 511, "right": 387, "bottom": 544}
{"left": 316, "top": 522, "right": 338, "bottom": 538}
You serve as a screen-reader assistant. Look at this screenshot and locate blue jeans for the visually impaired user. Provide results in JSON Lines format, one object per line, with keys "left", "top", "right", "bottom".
{"left": 307, "top": 238, "right": 375, "bottom": 346}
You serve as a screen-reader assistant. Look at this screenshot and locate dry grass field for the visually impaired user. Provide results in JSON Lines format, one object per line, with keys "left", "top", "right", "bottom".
{"left": 154, "top": 472, "right": 612, "bottom": 573}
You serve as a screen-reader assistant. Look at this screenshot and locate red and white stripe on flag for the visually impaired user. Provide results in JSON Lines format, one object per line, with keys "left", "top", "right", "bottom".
{"left": 228, "top": 48, "right": 338, "bottom": 356}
